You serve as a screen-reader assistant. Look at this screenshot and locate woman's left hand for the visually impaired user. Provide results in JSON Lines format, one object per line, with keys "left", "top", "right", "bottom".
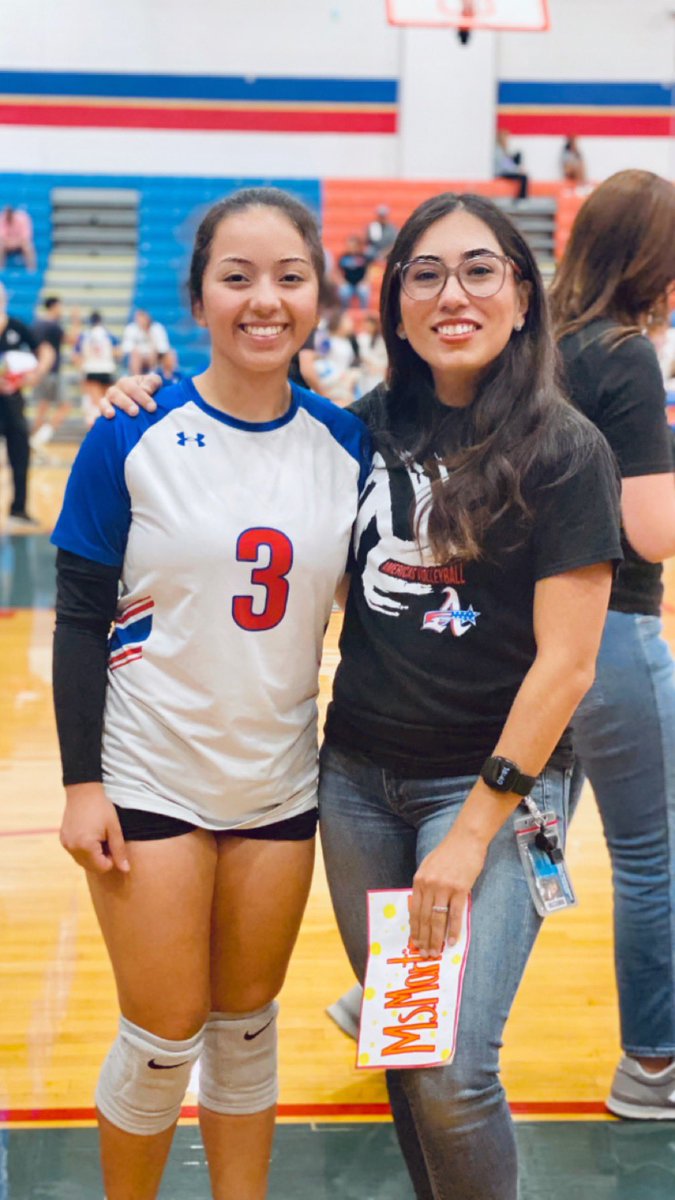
{"left": 409, "top": 826, "right": 488, "bottom": 957}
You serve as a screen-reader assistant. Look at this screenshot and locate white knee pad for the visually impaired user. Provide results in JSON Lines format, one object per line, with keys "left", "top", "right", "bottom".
{"left": 198, "top": 1001, "right": 278, "bottom": 1116}
{"left": 95, "top": 1016, "right": 204, "bottom": 1135}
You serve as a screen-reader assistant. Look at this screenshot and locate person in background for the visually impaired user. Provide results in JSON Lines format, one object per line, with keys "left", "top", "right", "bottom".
{"left": 365, "top": 204, "right": 398, "bottom": 262}
{"left": 156, "top": 348, "right": 183, "bottom": 386}
{"left": 0, "top": 205, "right": 37, "bottom": 271}
{"left": 494, "top": 129, "right": 529, "bottom": 200}
{"left": 550, "top": 168, "right": 675, "bottom": 1120}
{"left": 121, "top": 308, "right": 170, "bottom": 374}
{"left": 308, "top": 309, "right": 360, "bottom": 408}
{"left": 0, "top": 282, "right": 53, "bottom": 529}
{"left": 560, "top": 136, "right": 586, "bottom": 184}
{"left": 355, "top": 312, "right": 387, "bottom": 397}
{"left": 72, "top": 312, "right": 120, "bottom": 428}
{"left": 30, "top": 297, "right": 79, "bottom": 454}
{"left": 337, "top": 235, "right": 371, "bottom": 310}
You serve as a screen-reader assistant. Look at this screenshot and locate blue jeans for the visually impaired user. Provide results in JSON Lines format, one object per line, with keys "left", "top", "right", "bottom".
{"left": 570, "top": 610, "right": 675, "bottom": 1058}
{"left": 319, "top": 745, "right": 574, "bottom": 1200}
{"left": 338, "top": 281, "right": 370, "bottom": 309}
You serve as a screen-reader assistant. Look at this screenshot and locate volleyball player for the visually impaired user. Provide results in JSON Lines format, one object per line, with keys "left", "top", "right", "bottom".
{"left": 51, "top": 188, "right": 370, "bottom": 1200}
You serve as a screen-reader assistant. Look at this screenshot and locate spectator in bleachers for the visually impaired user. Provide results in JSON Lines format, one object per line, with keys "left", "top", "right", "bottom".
{"left": 0, "top": 282, "right": 54, "bottom": 529}
{"left": 560, "top": 136, "right": 586, "bottom": 184}
{"left": 494, "top": 129, "right": 529, "bottom": 200}
{"left": 337, "top": 235, "right": 371, "bottom": 310}
{"left": 121, "top": 308, "right": 170, "bottom": 374}
{"left": 305, "top": 309, "right": 360, "bottom": 407}
{"left": 356, "top": 313, "right": 387, "bottom": 397}
{"left": 365, "top": 204, "right": 398, "bottom": 261}
{"left": 30, "top": 297, "right": 79, "bottom": 455}
{"left": 73, "top": 312, "right": 120, "bottom": 428}
{"left": 156, "top": 348, "right": 183, "bottom": 386}
{"left": 0, "top": 205, "right": 37, "bottom": 271}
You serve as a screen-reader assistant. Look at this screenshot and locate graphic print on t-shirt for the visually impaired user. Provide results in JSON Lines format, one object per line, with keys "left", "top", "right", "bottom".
{"left": 355, "top": 449, "right": 480, "bottom": 637}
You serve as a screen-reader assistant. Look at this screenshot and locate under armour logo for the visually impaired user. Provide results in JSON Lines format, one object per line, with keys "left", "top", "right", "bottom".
{"left": 176, "top": 431, "right": 206, "bottom": 447}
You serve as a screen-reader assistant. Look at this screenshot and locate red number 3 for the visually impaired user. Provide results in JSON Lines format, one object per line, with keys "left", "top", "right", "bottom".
{"left": 232, "top": 528, "right": 293, "bottom": 631}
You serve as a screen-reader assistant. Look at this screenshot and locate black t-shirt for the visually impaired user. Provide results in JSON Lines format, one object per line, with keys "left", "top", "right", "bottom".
{"left": 325, "top": 386, "right": 622, "bottom": 777}
{"left": 338, "top": 252, "right": 370, "bottom": 286}
{"left": 559, "top": 319, "right": 673, "bottom": 616}
{"left": 0, "top": 316, "right": 39, "bottom": 398}
{"left": 32, "top": 317, "right": 63, "bottom": 373}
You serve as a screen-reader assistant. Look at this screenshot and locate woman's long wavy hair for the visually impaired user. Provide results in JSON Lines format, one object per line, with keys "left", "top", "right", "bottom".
{"left": 379, "top": 192, "right": 583, "bottom": 563}
{"left": 549, "top": 169, "right": 675, "bottom": 340}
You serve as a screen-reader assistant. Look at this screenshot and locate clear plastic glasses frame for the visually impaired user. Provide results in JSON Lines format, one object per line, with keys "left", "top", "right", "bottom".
{"left": 396, "top": 253, "right": 519, "bottom": 301}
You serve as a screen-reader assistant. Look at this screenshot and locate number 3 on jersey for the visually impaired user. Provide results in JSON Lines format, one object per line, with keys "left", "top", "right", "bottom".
{"left": 232, "top": 528, "right": 294, "bottom": 631}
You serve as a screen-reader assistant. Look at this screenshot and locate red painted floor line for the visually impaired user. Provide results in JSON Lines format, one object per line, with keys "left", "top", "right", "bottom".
{"left": 0, "top": 827, "right": 59, "bottom": 838}
{"left": 1, "top": 1100, "right": 609, "bottom": 1124}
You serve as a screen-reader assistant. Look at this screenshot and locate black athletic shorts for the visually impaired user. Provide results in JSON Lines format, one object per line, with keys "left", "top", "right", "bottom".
{"left": 114, "top": 805, "right": 318, "bottom": 842}
{"left": 85, "top": 372, "right": 114, "bottom": 385}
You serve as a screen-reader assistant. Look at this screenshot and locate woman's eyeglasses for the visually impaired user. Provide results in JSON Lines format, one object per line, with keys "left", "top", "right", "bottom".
{"left": 396, "top": 253, "right": 519, "bottom": 301}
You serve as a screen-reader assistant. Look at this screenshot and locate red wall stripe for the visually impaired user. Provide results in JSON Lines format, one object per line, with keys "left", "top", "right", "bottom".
{"left": 0, "top": 102, "right": 396, "bottom": 134}
{"left": 498, "top": 112, "right": 674, "bottom": 137}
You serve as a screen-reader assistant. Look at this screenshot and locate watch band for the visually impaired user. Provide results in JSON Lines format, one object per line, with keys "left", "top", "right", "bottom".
{"left": 480, "top": 755, "right": 536, "bottom": 797}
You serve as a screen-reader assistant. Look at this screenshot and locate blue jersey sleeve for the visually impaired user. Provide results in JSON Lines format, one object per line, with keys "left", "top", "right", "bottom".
{"left": 51, "top": 415, "right": 135, "bottom": 567}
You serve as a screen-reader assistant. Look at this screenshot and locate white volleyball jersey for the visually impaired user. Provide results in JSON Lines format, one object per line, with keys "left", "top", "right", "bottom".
{"left": 52, "top": 378, "right": 371, "bottom": 830}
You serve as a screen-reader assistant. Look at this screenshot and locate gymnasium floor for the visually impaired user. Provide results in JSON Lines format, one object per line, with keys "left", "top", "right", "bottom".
{"left": 1, "top": 445, "right": 675, "bottom": 1198}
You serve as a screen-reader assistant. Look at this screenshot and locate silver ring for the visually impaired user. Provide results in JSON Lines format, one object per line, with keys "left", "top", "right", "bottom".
{"left": 431, "top": 905, "right": 449, "bottom": 913}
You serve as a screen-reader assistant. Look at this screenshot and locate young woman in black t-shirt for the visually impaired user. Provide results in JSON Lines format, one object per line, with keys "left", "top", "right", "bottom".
{"left": 551, "top": 169, "right": 675, "bottom": 1120}
{"left": 318, "top": 194, "right": 620, "bottom": 1200}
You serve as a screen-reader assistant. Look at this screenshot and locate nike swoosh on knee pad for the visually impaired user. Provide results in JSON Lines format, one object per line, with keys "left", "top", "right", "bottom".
{"left": 243, "top": 1018, "right": 274, "bottom": 1041}
{"left": 147, "top": 1059, "right": 191, "bottom": 1069}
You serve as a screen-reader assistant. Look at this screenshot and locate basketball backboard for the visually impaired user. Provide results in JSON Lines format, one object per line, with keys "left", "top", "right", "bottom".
{"left": 386, "top": 1, "right": 550, "bottom": 32}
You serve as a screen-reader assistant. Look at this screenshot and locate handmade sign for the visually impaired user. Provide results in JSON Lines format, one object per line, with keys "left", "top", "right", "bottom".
{"left": 357, "top": 888, "right": 471, "bottom": 1070}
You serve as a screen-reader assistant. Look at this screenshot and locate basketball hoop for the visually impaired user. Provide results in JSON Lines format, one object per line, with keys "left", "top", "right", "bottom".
{"left": 386, "top": 0, "right": 551, "bottom": 33}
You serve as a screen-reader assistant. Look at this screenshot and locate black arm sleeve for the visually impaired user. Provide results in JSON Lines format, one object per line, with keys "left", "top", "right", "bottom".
{"left": 53, "top": 548, "right": 120, "bottom": 786}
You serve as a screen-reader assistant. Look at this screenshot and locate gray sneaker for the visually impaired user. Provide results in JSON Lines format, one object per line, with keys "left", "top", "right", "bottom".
{"left": 607, "top": 1054, "right": 675, "bottom": 1119}
{"left": 326, "top": 983, "right": 363, "bottom": 1041}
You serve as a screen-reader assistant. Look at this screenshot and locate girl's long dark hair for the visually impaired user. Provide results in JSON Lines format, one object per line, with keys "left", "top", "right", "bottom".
{"left": 549, "top": 169, "right": 675, "bottom": 341}
{"left": 379, "top": 192, "right": 590, "bottom": 562}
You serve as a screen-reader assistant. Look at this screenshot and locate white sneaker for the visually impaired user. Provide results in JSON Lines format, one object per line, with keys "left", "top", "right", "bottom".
{"left": 607, "top": 1054, "right": 675, "bottom": 1119}
{"left": 326, "top": 983, "right": 363, "bottom": 1041}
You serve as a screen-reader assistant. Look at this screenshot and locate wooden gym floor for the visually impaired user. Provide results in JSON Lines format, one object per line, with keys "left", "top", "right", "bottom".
{"left": 1, "top": 444, "right": 675, "bottom": 1198}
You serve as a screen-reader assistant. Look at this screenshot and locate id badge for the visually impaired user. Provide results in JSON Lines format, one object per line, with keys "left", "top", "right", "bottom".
{"left": 514, "top": 809, "right": 577, "bottom": 917}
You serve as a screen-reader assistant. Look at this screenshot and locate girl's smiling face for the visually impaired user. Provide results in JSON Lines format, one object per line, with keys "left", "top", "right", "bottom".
{"left": 398, "top": 208, "right": 530, "bottom": 405}
{"left": 193, "top": 206, "right": 319, "bottom": 379}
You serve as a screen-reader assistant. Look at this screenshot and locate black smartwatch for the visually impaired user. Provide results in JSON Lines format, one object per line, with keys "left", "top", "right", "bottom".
{"left": 480, "top": 756, "right": 536, "bottom": 797}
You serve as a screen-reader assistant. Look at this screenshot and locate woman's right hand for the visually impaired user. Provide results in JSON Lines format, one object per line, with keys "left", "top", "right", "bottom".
{"left": 60, "top": 783, "right": 130, "bottom": 874}
{"left": 97, "top": 373, "right": 162, "bottom": 419}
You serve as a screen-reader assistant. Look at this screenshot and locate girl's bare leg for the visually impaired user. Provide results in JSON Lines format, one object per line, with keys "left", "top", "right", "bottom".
{"left": 88, "top": 829, "right": 217, "bottom": 1200}
{"left": 200, "top": 832, "right": 315, "bottom": 1200}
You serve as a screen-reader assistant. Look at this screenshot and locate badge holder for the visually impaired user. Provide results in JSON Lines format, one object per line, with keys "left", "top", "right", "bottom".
{"left": 514, "top": 796, "right": 577, "bottom": 917}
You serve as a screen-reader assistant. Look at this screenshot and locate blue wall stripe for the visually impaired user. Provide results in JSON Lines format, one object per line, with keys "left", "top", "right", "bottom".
{"left": 0, "top": 70, "right": 397, "bottom": 105}
{"left": 498, "top": 81, "right": 673, "bottom": 107}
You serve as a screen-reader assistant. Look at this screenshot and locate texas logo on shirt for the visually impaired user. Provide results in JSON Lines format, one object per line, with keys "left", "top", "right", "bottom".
{"left": 108, "top": 596, "right": 155, "bottom": 670}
